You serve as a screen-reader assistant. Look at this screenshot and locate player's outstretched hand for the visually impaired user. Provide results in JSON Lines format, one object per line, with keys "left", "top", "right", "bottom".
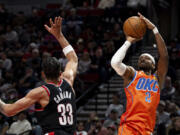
{"left": 138, "top": 12, "right": 155, "bottom": 30}
{"left": 126, "top": 36, "right": 142, "bottom": 44}
{"left": 44, "top": 16, "right": 63, "bottom": 39}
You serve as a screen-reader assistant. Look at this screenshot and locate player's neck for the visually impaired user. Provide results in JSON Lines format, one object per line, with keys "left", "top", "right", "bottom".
{"left": 46, "top": 78, "right": 61, "bottom": 85}
{"left": 143, "top": 70, "right": 152, "bottom": 76}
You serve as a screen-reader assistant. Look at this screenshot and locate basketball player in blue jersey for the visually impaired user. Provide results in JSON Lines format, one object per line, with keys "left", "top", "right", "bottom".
{"left": 0, "top": 17, "right": 78, "bottom": 135}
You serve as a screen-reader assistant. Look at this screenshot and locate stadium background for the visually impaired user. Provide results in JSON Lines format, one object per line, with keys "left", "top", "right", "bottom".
{"left": 0, "top": 0, "right": 180, "bottom": 135}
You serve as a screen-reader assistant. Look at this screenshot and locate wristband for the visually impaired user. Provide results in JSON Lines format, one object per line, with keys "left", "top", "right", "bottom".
{"left": 63, "top": 45, "right": 74, "bottom": 56}
{"left": 153, "top": 27, "right": 159, "bottom": 34}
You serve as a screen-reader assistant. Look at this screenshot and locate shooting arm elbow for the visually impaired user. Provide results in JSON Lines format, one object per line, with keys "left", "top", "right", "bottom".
{"left": 111, "top": 56, "right": 119, "bottom": 68}
{"left": 111, "top": 58, "right": 126, "bottom": 76}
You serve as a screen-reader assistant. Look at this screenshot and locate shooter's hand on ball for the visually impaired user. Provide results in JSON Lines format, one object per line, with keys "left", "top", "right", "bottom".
{"left": 126, "top": 36, "right": 142, "bottom": 44}
{"left": 138, "top": 12, "right": 155, "bottom": 30}
{"left": 44, "top": 16, "right": 63, "bottom": 39}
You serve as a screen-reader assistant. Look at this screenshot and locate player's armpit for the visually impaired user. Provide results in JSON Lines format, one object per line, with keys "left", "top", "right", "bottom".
{"left": 62, "top": 51, "right": 78, "bottom": 86}
{"left": 123, "top": 66, "right": 136, "bottom": 87}
{"left": 3, "top": 87, "right": 45, "bottom": 116}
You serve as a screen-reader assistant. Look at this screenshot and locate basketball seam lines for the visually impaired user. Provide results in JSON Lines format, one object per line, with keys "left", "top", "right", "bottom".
{"left": 138, "top": 19, "right": 145, "bottom": 36}
{"left": 127, "top": 19, "right": 141, "bottom": 38}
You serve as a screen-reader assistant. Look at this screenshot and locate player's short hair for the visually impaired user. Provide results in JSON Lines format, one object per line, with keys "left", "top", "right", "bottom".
{"left": 42, "top": 57, "right": 61, "bottom": 80}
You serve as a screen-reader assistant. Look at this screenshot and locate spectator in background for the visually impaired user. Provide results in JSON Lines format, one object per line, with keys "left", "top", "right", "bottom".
{"left": 76, "top": 38, "right": 85, "bottom": 57}
{"left": 161, "top": 76, "right": 176, "bottom": 100}
{"left": 59, "top": 53, "right": 68, "bottom": 70}
{"left": 167, "top": 65, "right": 177, "bottom": 84}
{"left": 76, "top": 121, "right": 88, "bottom": 135}
{"left": 0, "top": 71, "right": 15, "bottom": 97}
{"left": 98, "top": 0, "right": 115, "bottom": 9}
{"left": 127, "top": 0, "right": 147, "bottom": 8}
{"left": 0, "top": 114, "right": 9, "bottom": 135}
{"left": 22, "top": 42, "right": 38, "bottom": 61}
{"left": 172, "top": 80, "right": 180, "bottom": 106}
{"left": 103, "top": 109, "right": 120, "bottom": 128}
{"left": 157, "top": 100, "right": 171, "bottom": 128}
{"left": 169, "top": 48, "right": 180, "bottom": 70}
{"left": 66, "top": 8, "right": 82, "bottom": 36}
{"left": 106, "top": 124, "right": 116, "bottom": 135}
{"left": 10, "top": 42, "right": 24, "bottom": 58}
{"left": 111, "top": 23, "right": 123, "bottom": 41}
{"left": 81, "top": 27, "right": 94, "bottom": 42}
{"left": 3, "top": 25, "right": 18, "bottom": 42}
{"left": 13, "top": 12, "right": 26, "bottom": 35}
{"left": 88, "top": 117, "right": 108, "bottom": 135}
{"left": 78, "top": 51, "right": 91, "bottom": 74}
{"left": 85, "top": 111, "right": 97, "bottom": 132}
{"left": 0, "top": 52, "right": 12, "bottom": 71}
{"left": 42, "top": 52, "right": 51, "bottom": 61}
{"left": 90, "top": 47, "right": 109, "bottom": 83}
{"left": 6, "top": 111, "right": 32, "bottom": 135}
{"left": 168, "top": 117, "right": 180, "bottom": 135}
{"left": 18, "top": 67, "right": 37, "bottom": 95}
{"left": 0, "top": 59, "right": 5, "bottom": 79}
{"left": 13, "top": 59, "right": 27, "bottom": 81}
{"left": 103, "top": 41, "right": 115, "bottom": 62}
{"left": 154, "top": 111, "right": 166, "bottom": 135}
{"left": 0, "top": 4, "right": 5, "bottom": 13}
{"left": 166, "top": 101, "right": 180, "bottom": 116}
{"left": 105, "top": 93, "right": 123, "bottom": 118}
{"left": 26, "top": 48, "right": 41, "bottom": 77}
{"left": 87, "top": 41, "right": 97, "bottom": 57}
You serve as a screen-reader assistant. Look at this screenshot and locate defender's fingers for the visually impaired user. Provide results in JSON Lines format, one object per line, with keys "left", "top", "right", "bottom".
{"left": 55, "top": 17, "right": 58, "bottom": 24}
{"left": 50, "top": 18, "right": 53, "bottom": 26}
{"left": 138, "top": 12, "right": 143, "bottom": 16}
{"left": 60, "top": 17, "right": 63, "bottom": 25}
{"left": 44, "top": 24, "right": 51, "bottom": 32}
{"left": 57, "top": 16, "right": 61, "bottom": 25}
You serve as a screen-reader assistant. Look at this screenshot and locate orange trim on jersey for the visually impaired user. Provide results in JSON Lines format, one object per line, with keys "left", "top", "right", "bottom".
{"left": 42, "top": 85, "right": 50, "bottom": 96}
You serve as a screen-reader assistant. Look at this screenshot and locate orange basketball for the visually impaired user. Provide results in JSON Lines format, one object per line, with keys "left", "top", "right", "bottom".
{"left": 123, "top": 16, "right": 147, "bottom": 38}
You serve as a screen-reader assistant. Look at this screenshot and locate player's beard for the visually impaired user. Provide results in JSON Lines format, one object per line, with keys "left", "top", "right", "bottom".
{"left": 138, "top": 63, "right": 153, "bottom": 73}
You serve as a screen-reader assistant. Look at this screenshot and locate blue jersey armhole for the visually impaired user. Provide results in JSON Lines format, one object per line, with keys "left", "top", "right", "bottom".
{"left": 126, "top": 71, "right": 137, "bottom": 88}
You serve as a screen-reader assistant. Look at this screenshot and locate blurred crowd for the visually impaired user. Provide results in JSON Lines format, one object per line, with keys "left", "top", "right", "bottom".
{"left": 0, "top": 0, "right": 180, "bottom": 135}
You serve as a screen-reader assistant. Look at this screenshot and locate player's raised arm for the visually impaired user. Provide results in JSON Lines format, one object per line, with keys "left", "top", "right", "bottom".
{"left": 0, "top": 87, "right": 46, "bottom": 116}
{"left": 138, "top": 13, "right": 169, "bottom": 89}
{"left": 111, "top": 37, "right": 141, "bottom": 87}
{"left": 44, "top": 17, "right": 78, "bottom": 86}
